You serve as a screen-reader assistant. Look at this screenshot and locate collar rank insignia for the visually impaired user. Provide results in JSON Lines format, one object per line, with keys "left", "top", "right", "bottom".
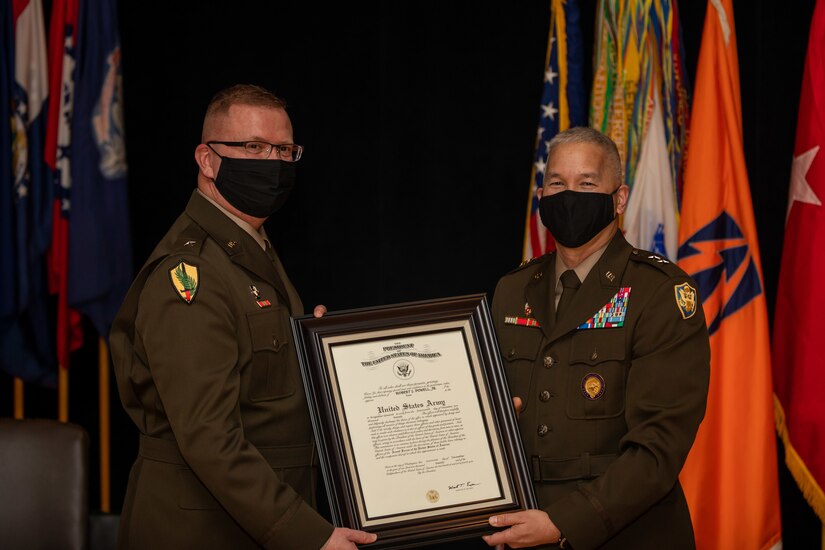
{"left": 674, "top": 282, "right": 697, "bottom": 319}
{"left": 169, "top": 262, "right": 199, "bottom": 304}
{"left": 504, "top": 316, "right": 541, "bottom": 328}
{"left": 577, "top": 287, "right": 631, "bottom": 329}
{"left": 582, "top": 373, "right": 605, "bottom": 400}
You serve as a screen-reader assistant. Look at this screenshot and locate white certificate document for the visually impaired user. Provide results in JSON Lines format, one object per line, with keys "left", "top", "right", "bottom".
{"left": 323, "top": 319, "right": 514, "bottom": 527}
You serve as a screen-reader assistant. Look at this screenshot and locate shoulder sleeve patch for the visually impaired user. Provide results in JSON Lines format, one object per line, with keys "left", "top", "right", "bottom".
{"left": 674, "top": 282, "right": 698, "bottom": 319}
{"left": 169, "top": 261, "right": 200, "bottom": 304}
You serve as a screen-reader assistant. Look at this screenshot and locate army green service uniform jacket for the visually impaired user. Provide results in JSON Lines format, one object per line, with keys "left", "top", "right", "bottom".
{"left": 110, "top": 191, "right": 333, "bottom": 549}
{"left": 491, "top": 232, "right": 710, "bottom": 550}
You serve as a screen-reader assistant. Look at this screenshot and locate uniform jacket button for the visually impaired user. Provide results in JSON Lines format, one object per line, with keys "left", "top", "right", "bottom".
{"left": 508, "top": 348, "right": 516, "bottom": 358}
{"left": 272, "top": 337, "right": 279, "bottom": 348}
{"left": 543, "top": 356, "right": 555, "bottom": 368}
{"left": 537, "top": 424, "right": 549, "bottom": 436}
{"left": 539, "top": 390, "right": 551, "bottom": 402}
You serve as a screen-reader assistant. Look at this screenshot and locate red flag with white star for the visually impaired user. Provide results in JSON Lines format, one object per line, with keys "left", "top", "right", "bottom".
{"left": 772, "top": 0, "right": 825, "bottom": 524}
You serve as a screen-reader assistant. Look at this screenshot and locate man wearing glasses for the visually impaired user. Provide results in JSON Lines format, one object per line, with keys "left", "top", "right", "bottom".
{"left": 110, "top": 84, "right": 377, "bottom": 549}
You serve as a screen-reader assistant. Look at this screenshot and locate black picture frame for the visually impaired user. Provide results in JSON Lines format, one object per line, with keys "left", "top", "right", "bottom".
{"left": 291, "top": 294, "right": 536, "bottom": 549}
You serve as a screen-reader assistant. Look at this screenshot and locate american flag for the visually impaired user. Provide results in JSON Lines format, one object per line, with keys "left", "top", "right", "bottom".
{"left": 522, "top": 0, "right": 587, "bottom": 261}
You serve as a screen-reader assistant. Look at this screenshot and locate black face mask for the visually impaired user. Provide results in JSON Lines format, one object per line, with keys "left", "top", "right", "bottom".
{"left": 209, "top": 147, "right": 295, "bottom": 218}
{"left": 539, "top": 189, "right": 617, "bottom": 248}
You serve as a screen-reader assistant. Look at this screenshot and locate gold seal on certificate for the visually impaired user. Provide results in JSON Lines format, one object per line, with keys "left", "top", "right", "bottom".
{"left": 291, "top": 294, "right": 536, "bottom": 549}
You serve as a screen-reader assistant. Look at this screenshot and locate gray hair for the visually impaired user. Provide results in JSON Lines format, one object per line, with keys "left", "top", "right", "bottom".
{"left": 544, "top": 126, "right": 623, "bottom": 186}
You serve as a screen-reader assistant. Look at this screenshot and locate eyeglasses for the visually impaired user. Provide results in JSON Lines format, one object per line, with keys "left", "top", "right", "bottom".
{"left": 206, "top": 141, "right": 303, "bottom": 162}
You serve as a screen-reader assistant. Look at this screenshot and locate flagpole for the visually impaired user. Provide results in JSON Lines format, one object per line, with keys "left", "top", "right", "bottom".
{"left": 58, "top": 367, "right": 68, "bottom": 422}
{"left": 99, "top": 336, "right": 111, "bottom": 512}
{"left": 13, "top": 378, "right": 24, "bottom": 419}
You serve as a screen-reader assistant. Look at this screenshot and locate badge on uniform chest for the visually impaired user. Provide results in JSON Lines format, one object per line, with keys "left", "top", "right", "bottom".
{"left": 249, "top": 285, "right": 271, "bottom": 308}
{"left": 582, "top": 373, "right": 605, "bottom": 400}
{"left": 503, "top": 289, "right": 632, "bottom": 330}
{"left": 504, "top": 302, "right": 541, "bottom": 327}
{"left": 577, "top": 287, "right": 631, "bottom": 329}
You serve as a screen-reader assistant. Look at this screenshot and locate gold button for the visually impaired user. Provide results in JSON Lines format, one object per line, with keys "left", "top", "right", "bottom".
{"left": 591, "top": 351, "right": 598, "bottom": 360}
{"left": 273, "top": 337, "right": 279, "bottom": 347}
{"left": 543, "top": 356, "right": 555, "bottom": 368}
{"left": 539, "top": 390, "right": 551, "bottom": 402}
{"left": 508, "top": 348, "right": 516, "bottom": 358}
{"left": 537, "top": 424, "right": 549, "bottom": 436}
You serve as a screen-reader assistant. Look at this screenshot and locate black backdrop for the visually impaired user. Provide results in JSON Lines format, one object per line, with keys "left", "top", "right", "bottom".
{"left": 1, "top": 1, "right": 821, "bottom": 547}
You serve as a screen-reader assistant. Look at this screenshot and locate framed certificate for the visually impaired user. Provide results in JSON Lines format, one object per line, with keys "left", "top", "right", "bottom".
{"left": 291, "top": 294, "right": 536, "bottom": 549}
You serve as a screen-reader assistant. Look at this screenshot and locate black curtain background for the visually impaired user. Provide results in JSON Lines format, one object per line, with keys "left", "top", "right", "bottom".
{"left": 1, "top": 1, "right": 821, "bottom": 547}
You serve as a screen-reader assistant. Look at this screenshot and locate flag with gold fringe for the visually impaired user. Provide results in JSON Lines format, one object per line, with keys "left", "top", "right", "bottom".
{"left": 772, "top": 0, "right": 825, "bottom": 528}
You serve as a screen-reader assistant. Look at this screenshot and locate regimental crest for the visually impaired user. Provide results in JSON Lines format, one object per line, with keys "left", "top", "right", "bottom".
{"left": 578, "top": 287, "right": 631, "bottom": 329}
{"left": 169, "top": 262, "right": 199, "bottom": 304}
{"left": 674, "top": 282, "right": 697, "bottom": 319}
{"left": 581, "top": 373, "right": 605, "bottom": 400}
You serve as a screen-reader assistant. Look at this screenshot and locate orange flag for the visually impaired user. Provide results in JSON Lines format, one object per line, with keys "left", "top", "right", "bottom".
{"left": 676, "top": 1, "right": 782, "bottom": 549}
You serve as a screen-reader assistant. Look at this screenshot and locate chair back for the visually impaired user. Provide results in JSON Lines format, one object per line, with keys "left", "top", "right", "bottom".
{"left": 0, "top": 418, "right": 89, "bottom": 549}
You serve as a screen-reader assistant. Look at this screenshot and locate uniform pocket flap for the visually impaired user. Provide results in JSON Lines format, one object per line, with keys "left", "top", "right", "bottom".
{"left": 500, "top": 328, "right": 544, "bottom": 363}
{"left": 569, "top": 330, "right": 625, "bottom": 366}
{"left": 247, "top": 308, "right": 288, "bottom": 352}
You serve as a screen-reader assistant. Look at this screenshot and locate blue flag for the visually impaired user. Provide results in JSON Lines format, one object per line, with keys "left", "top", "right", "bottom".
{"left": 68, "top": 0, "right": 132, "bottom": 339}
{"left": 1, "top": 0, "right": 16, "bottom": 321}
{"left": 0, "top": 0, "right": 56, "bottom": 385}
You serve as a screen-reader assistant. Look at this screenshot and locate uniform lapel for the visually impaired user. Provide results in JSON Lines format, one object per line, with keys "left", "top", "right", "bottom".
{"left": 524, "top": 255, "right": 556, "bottom": 341}
{"left": 545, "top": 232, "right": 633, "bottom": 343}
{"left": 185, "top": 193, "right": 292, "bottom": 308}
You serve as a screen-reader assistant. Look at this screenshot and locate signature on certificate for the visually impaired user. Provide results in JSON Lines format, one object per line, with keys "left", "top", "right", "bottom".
{"left": 448, "top": 481, "right": 480, "bottom": 491}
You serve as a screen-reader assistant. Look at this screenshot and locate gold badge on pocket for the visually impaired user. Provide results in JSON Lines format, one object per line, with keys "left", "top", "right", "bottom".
{"left": 581, "top": 373, "right": 605, "bottom": 400}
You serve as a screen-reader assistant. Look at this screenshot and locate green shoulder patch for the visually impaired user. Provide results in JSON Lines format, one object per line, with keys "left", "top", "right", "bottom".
{"left": 169, "top": 262, "right": 199, "bottom": 304}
